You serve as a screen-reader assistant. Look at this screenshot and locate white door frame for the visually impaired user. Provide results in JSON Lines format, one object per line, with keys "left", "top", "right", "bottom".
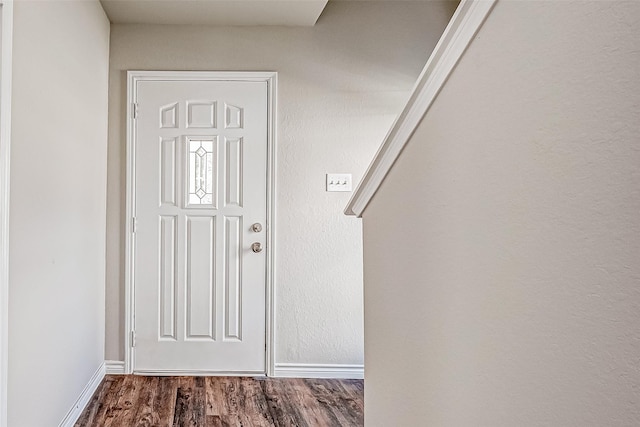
{"left": 125, "top": 71, "right": 277, "bottom": 376}
{"left": 0, "top": 1, "right": 13, "bottom": 425}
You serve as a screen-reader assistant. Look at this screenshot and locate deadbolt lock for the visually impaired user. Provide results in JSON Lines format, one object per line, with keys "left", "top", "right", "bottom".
{"left": 251, "top": 223, "right": 263, "bottom": 233}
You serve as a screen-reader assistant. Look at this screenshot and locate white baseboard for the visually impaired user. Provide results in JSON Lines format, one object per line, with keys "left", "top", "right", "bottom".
{"left": 58, "top": 362, "right": 105, "bottom": 427}
{"left": 105, "top": 360, "right": 125, "bottom": 374}
{"left": 273, "top": 363, "right": 364, "bottom": 379}
{"left": 105, "top": 360, "right": 363, "bottom": 379}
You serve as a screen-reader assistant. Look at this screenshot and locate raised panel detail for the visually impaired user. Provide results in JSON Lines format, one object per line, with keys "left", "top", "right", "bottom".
{"left": 187, "top": 101, "right": 216, "bottom": 128}
{"left": 186, "top": 138, "right": 217, "bottom": 208}
{"left": 160, "top": 102, "right": 178, "bottom": 128}
{"left": 225, "top": 138, "right": 243, "bottom": 207}
{"left": 160, "top": 138, "right": 176, "bottom": 206}
{"left": 186, "top": 216, "right": 216, "bottom": 341}
{"left": 224, "top": 216, "right": 242, "bottom": 341}
{"left": 225, "top": 103, "right": 244, "bottom": 129}
{"left": 159, "top": 215, "right": 177, "bottom": 340}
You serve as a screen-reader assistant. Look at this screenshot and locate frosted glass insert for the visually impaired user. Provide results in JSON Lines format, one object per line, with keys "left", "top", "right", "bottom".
{"left": 187, "top": 140, "right": 216, "bottom": 207}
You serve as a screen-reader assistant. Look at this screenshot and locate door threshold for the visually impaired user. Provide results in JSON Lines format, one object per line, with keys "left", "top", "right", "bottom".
{"left": 133, "top": 369, "right": 266, "bottom": 377}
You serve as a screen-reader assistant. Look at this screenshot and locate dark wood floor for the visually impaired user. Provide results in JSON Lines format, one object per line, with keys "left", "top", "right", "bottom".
{"left": 76, "top": 375, "right": 363, "bottom": 427}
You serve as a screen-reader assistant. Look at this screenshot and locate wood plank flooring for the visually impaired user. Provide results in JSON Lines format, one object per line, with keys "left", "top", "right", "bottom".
{"left": 75, "top": 375, "right": 364, "bottom": 427}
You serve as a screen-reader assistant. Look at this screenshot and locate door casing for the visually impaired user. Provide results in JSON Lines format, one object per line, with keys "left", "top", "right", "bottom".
{"left": 124, "top": 71, "right": 277, "bottom": 375}
{"left": 0, "top": 1, "right": 12, "bottom": 424}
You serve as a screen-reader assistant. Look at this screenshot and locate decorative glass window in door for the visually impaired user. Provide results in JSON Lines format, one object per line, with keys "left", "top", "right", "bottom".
{"left": 186, "top": 138, "right": 217, "bottom": 208}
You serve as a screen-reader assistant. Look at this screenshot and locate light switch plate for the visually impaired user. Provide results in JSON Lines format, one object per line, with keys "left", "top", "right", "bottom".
{"left": 326, "top": 173, "right": 352, "bottom": 192}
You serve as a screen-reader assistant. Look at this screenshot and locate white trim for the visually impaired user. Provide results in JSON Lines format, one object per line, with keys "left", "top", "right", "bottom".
{"left": 264, "top": 75, "right": 278, "bottom": 377}
{"left": 105, "top": 360, "right": 126, "bottom": 375}
{"left": 58, "top": 362, "right": 105, "bottom": 427}
{"left": 345, "top": 0, "right": 497, "bottom": 217}
{"left": 273, "top": 363, "right": 364, "bottom": 380}
{"left": 124, "top": 72, "right": 135, "bottom": 374}
{"left": 0, "top": 2, "right": 13, "bottom": 426}
{"left": 125, "top": 71, "right": 278, "bottom": 376}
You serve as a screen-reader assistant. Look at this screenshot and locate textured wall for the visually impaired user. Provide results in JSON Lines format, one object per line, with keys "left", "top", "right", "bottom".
{"left": 105, "top": 1, "right": 457, "bottom": 364}
{"left": 8, "top": 1, "right": 110, "bottom": 425}
{"left": 362, "top": 0, "right": 640, "bottom": 425}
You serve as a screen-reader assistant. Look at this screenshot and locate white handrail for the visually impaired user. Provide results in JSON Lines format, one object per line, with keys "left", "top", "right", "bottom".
{"left": 344, "top": 0, "right": 497, "bottom": 217}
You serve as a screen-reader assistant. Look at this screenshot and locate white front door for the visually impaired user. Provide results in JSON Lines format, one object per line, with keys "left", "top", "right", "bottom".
{"left": 133, "top": 78, "right": 268, "bottom": 374}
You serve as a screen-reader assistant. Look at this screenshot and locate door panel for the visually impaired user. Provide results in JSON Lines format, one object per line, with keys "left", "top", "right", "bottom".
{"left": 134, "top": 80, "right": 267, "bottom": 373}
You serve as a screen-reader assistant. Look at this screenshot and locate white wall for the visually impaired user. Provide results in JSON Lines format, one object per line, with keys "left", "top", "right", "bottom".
{"left": 362, "top": 0, "right": 640, "bottom": 425}
{"left": 8, "top": 1, "right": 110, "bottom": 425}
{"left": 105, "top": 1, "right": 457, "bottom": 365}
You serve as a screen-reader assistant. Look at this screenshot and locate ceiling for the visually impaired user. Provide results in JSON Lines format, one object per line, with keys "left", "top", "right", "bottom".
{"left": 100, "top": 0, "right": 329, "bottom": 26}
